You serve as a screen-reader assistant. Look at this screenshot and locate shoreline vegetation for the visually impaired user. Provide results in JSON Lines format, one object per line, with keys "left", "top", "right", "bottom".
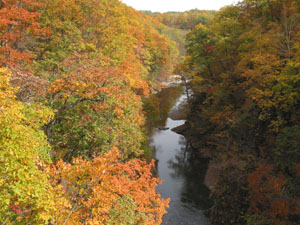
{"left": 1, "top": 0, "right": 300, "bottom": 224}
{"left": 175, "top": 1, "right": 300, "bottom": 224}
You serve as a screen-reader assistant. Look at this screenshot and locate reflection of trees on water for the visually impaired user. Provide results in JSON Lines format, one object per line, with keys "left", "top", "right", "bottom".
{"left": 168, "top": 136, "right": 213, "bottom": 210}
{"left": 151, "top": 145, "right": 159, "bottom": 177}
{"left": 143, "top": 86, "right": 183, "bottom": 135}
{"left": 145, "top": 84, "right": 212, "bottom": 212}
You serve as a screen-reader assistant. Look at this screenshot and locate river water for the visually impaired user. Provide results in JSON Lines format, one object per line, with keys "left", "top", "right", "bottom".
{"left": 146, "top": 84, "right": 212, "bottom": 225}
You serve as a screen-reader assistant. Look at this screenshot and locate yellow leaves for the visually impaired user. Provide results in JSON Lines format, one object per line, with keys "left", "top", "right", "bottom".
{"left": 0, "top": 68, "right": 17, "bottom": 102}
{"left": 2, "top": 0, "right": 176, "bottom": 224}
{"left": 210, "top": 112, "right": 224, "bottom": 123}
{"left": 128, "top": 77, "right": 136, "bottom": 88}
{"left": 0, "top": 68, "right": 53, "bottom": 127}
{"left": 0, "top": 68, "right": 57, "bottom": 223}
{"left": 248, "top": 88, "right": 275, "bottom": 108}
{"left": 80, "top": 42, "right": 97, "bottom": 52}
{"left": 268, "top": 117, "right": 285, "bottom": 132}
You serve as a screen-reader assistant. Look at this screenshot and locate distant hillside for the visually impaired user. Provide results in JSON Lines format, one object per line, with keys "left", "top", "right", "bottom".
{"left": 142, "top": 9, "right": 216, "bottom": 30}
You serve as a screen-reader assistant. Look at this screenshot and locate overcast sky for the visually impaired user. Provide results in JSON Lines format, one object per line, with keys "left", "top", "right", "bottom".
{"left": 121, "top": 0, "right": 237, "bottom": 12}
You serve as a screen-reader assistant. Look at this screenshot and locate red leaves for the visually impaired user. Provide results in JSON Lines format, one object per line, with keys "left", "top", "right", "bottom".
{"left": 271, "top": 199, "right": 289, "bottom": 217}
{"left": 9, "top": 204, "right": 22, "bottom": 214}
{"left": 0, "top": 0, "right": 48, "bottom": 66}
{"left": 204, "top": 45, "right": 215, "bottom": 51}
{"left": 247, "top": 164, "right": 299, "bottom": 224}
{"left": 206, "top": 86, "right": 217, "bottom": 94}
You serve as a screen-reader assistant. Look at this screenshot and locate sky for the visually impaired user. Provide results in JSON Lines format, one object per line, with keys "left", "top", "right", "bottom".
{"left": 121, "top": 0, "right": 237, "bottom": 12}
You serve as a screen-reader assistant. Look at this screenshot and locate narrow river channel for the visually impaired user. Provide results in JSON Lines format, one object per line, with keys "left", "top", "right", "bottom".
{"left": 146, "top": 80, "right": 213, "bottom": 225}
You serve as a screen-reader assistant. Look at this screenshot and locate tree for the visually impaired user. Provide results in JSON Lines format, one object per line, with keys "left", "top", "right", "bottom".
{"left": 48, "top": 148, "right": 169, "bottom": 225}
{"left": 181, "top": 0, "right": 300, "bottom": 224}
{"left": 0, "top": 0, "right": 49, "bottom": 66}
{"left": 0, "top": 68, "right": 57, "bottom": 224}
{"left": 45, "top": 53, "right": 145, "bottom": 161}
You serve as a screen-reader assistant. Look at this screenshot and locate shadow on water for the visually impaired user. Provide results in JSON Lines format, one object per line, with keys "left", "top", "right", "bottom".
{"left": 168, "top": 138, "right": 212, "bottom": 211}
{"left": 145, "top": 85, "right": 213, "bottom": 225}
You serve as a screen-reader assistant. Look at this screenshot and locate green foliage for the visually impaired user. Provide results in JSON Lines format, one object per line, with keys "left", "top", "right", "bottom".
{"left": 275, "top": 126, "right": 300, "bottom": 170}
{"left": 0, "top": 68, "right": 56, "bottom": 224}
{"left": 49, "top": 87, "right": 145, "bottom": 161}
{"left": 106, "top": 195, "right": 147, "bottom": 225}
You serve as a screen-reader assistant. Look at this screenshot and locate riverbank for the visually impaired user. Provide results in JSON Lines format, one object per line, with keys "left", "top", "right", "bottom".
{"left": 171, "top": 99, "right": 253, "bottom": 225}
{"left": 172, "top": 122, "right": 221, "bottom": 191}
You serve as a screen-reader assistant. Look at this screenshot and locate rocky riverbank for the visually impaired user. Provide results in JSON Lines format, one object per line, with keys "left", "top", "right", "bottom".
{"left": 172, "top": 117, "right": 251, "bottom": 225}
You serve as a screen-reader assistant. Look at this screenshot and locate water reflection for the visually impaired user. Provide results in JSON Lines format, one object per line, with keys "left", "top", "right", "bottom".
{"left": 146, "top": 86, "right": 212, "bottom": 225}
{"left": 168, "top": 137, "right": 212, "bottom": 211}
{"left": 143, "top": 86, "right": 183, "bottom": 136}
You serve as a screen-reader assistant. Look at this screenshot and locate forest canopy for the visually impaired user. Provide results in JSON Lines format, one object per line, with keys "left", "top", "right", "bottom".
{"left": 177, "top": 0, "right": 300, "bottom": 224}
{"left": 0, "top": 0, "right": 176, "bottom": 223}
{"left": 1, "top": 0, "right": 300, "bottom": 224}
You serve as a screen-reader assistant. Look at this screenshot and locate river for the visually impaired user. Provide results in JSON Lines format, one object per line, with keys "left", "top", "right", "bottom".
{"left": 145, "top": 81, "right": 213, "bottom": 225}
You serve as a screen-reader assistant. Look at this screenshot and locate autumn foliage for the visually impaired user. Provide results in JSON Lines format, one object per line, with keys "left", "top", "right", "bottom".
{"left": 0, "top": 69, "right": 169, "bottom": 223}
{"left": 148, "top": 9, "right": 216, "bottom": 30}
{"left": 0, "top": 0, "right": 49, "bottom": 66}
{"left": 48, "top": 148, "right": 169, "bottom": 225}
{"left": 0, "top": 0, "right": 175, "bottom": 223}
{"left": 0, "top": 68, "right": 56, "bottom": 223}
{"left": 179, "top": 0, "right": 300, "bottom": 224}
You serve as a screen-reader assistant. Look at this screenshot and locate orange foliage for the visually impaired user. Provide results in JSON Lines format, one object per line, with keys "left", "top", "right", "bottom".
{"left": 0, "top": 1, "right": 177, "bottom": 224}
{"left": 49, "top": 53, "right": 124, "bottom": 101}
{"left": 248, "top": 164, "right": 300, "bottom": 225}
{"left": 48, "top": 148, "right": 169, "bottom": 225}
{"left": 0, "top": 0, "right": 50, "bottom": 66}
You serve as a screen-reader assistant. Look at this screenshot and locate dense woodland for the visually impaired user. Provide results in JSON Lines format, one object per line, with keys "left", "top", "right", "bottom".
{"left": 1, "top": 0, "right": 300, "bottom": 224}
{"left": 146, "top": 10, "right": 216, "bottom": 56}
{"left": 143, "top": 9, "right": 216, "bottom": 30}
{"left": 0, "top": 0, "right": 178, "bottom": 224}
{"left": 177, "top": 0, "right": 300, "bottom": 224}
